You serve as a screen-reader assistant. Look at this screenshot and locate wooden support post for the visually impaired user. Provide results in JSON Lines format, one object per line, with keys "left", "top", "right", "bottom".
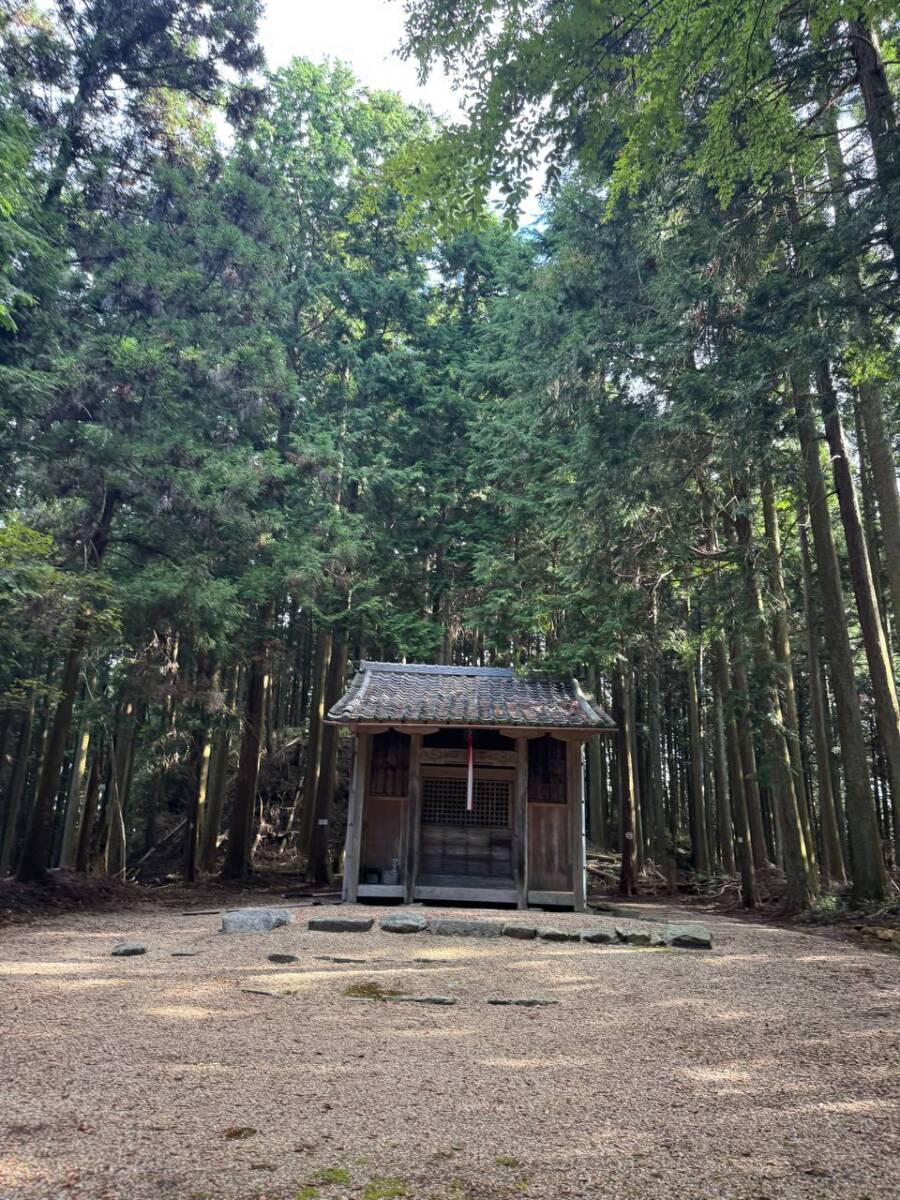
{"left": 569, "top": 740, "right": 587, "bottom": 911}
{"left": 342, "top": 731, "right": 369, "bottom": 903}
{"left": 404, "top": 732, "right": 423, "bottom": 904}
{"left": 514, "top": 737, "right": 529, "bottom": 909}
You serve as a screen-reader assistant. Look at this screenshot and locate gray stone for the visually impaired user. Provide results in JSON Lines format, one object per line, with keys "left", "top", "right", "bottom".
{"left": 502, "top": 924, "right": 537, "bottom": 940}
{"left": 221, "top": 908, "right": 295, "bottom": 934}
{"left": 430, "top": 918, "right": 503, "bottom": 938}
{"left": 315, "top": 955, "right": 368, "bottom": 963}
{"left": 111, "top": 941, "right": 146, "bottom": 956}
{"left": 664, "top": 923, "right": 713, "bottom": 949}
{"left": 615, "top": 926, "right": 652, "bottom": 946}
{"left": 171, "top": 950, "right": 201, "bottom": 957}
{"left": 537, "top": 927, "right": 579, "bottom": 942}
{"left": 487, "top": 997, "right": 559, "bottom": 1007}
{"left": 380, "top": 912, "right": 429, "bottom": 934}
{"left": 590, "top": 903, "right": 667, "bottom": 924}
{"left": 579, "top": 928, "right": 617, "bottom": 944}
{"left": 395, "top": 995, "right": 457, "bottom": 1005}
{"left": 267, "top": 953, "right": 300, "bottom": 963}
{"left": 306, "top": 916, "right": 374, "bottom": 933}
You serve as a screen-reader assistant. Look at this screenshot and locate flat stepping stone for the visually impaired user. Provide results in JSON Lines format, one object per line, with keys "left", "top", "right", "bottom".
{"left": 430, "top": 918, "right": 503, "bottom": 938}
{"left": 502, "top": 924, "right": 537, "bottom": 940}
{"left": 268, "top": 953, "right": 300, "bottom": 963}
{"left": 222, "top": 908, "right": 294, "bottom": 934}
{"left": 579, "top": 929, "right": 617, "bottom": 944}
{"left": 111, "top": 942, "right": 146, "bottom": 957}
{"left": 315, "top": 955, "right": 369, "bottom": 963}
{"left": 380, "top": 912, "right": 429, "bottom": 934}
{"left": 171, "top": 950, "right": 201, "bottom": 957}
{"left": 663, "top": 923, "right": 713, "bottom": 949}
{"left": 487, "top": 998, "right": 559, "bottom": 1007}
{"left": 396, "top": 995, "right": 457, "bottom": 1005}
{"left": 615, "top": 926, "right": 652, "bottom": 946}
{"left": 307, "top": 916, "right": 374, "bottom": 933}
{"left": 537, "top": 927, "right": 579, "bottom": 942}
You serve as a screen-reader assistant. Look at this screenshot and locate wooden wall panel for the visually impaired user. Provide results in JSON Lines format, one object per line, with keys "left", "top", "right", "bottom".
{"left": 528, "top": 802, "right": 572, "bottom": 891}
{"left": 360, "top": 794, "right": 406, "bottom": 879}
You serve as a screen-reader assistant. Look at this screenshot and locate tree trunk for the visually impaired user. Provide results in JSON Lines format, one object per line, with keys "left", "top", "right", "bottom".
{"left": 798, "top": 505, "right": 847, "bottom": 885}
{"left": 16, "top": 641, "right": 83, "bottom": 882}
{"left": 710, "top": 662, "right": 736, "bottom": 874}
{"left": 816, "top": 362, "right": 900, "bottom": 847}
{"left": 613, "top": 663, "right": 638, "bottom": 896}
{"left": 308, "top": 627, "right": 348, "bottom": 885}
{"left": 58, "top": 724, "right": 91, "bottom": 870}
{"left": 104, "top": 700, "right": 136, "bottom": 879}
{"left": 794, "top": 375, "right": 887, "bottom": 900}
{"left": 685, "top": 645, "right": 710, "bottom": 874}
{"left": 857, "top": 383, "right": 900, "bottom": 641}
{"left": 586, "top": 665, "right": 608, "bottom": 848}
{"left": 299, "top": 626, "right": 332, "bottom": 857}
{"left": 711, "top": 639, "right": 756, "bottom": 905}
{"left": 761, "top": 476, "right": 817, "bottom": 875}
{"left": 847, "top": 21, "right": 900, "bottom": 275}
{"left": 75, "top": 742, "right": 103, "bottom": 874}
{"left": 733, "top": 487, "right": 815, "bottom": 910}
{"left": 729, "top": 631, "right": 769, "bottom": 870}
{"left": 0, "top": 692, "right": 37, "bottom": 875}
{"left": 222, "top": 625, "right": 272, "bottom": 881}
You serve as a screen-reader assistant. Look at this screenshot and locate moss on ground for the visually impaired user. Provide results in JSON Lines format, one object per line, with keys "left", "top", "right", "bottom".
{"left": 342, "top": 980, "right": 403, "bottom": 1001}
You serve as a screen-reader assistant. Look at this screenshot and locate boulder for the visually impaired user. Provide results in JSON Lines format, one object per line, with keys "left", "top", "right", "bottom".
{"left": 502, "top": 924, "right": 537, "bottom": 940}
{"left": 380, "top": 912, "right": 429, "bottom": 934}
{"left": 221, "top": 908, "right": 294, "bottom": 934}
{"left": 664, "top": 923, "right": 713, "bottom": 949}
{"left": 537, "top": 927, "right": 579, "bottom": 942}
{"left": 430, "top": 918, "right": 503, "bottom": 938}
{"left": 111, "top": 941, "right": 146, "bottom": 957}
{"left": 306, "top": 916, "right": 374, "bottom": 933}
{"left": 579, "top": 928, "right": 617, "bottom": 945}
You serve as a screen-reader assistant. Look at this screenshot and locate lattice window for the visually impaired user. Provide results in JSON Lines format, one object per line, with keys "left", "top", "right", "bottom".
{"left": 422, "top": 777, "right": 510, "bottom": 827}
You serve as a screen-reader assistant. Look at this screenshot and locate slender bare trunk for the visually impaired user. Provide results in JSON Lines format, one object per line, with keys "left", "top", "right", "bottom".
{"left": 794, "top": 375, "right": 887, "bottom": 900}
{"left": 798, "top": 506, "right": 846, "bottom": 885}
{"left": 222, "top": 620, "right": 272, "bottom": 881}
{"left": 308, "top": 627, "right": 348, "bottom": 885}
{"left": 816, "top": 362, "right": 900, "bottom": 846}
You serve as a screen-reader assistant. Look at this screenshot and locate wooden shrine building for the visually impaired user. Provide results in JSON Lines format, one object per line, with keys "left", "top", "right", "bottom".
{"left": 327, "top": 662, "right": 615, "bottom": 910}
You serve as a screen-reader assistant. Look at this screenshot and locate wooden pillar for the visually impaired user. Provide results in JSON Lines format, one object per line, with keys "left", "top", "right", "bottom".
{"left": 568, "top": 739, "right": 587, "bottom": 911}
{"left": 342, "top": 731, "right": 369, "bottom": 903}
{"left": 404, "top": 732, "right": 423, "bottom": 904}
{"left": 514, "top": 737, "right": 529, "bottom": 909}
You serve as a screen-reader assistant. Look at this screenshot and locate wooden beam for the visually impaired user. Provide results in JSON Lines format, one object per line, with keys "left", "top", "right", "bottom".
{"left": 414, "top": 885, "right": 518, "bottom": 904}
{"left": 568, "top": 741, "right": 587, "bottom": 911}
{"left": 527, "top": 889, "right": 576, "bottom": 907}
{"left": 404, "top": 732, "right": 423, "bottom": 904}
{"left": 514, "top": 737, "right": 529, "bottom": 909}
{"left": 341, "top": 731, "right": 369, "bottom": 903}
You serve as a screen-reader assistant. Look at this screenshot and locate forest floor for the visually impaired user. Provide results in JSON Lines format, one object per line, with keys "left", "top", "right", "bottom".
{"left": 1, "top": 898, "right": 898, "bottom": 1200}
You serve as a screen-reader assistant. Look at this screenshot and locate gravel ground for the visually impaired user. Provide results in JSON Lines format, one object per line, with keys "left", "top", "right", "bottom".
{"left": 1, "top": 899, "right": 898, "bottom": 1200}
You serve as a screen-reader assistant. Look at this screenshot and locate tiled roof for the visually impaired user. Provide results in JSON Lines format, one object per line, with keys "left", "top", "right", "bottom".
{"left": 327, "top": 662, "right": 615, "bottom": 730}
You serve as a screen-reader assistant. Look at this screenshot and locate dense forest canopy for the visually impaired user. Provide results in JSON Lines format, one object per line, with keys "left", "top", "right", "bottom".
{"left": 1, "top": 0, "right": 899, "bottom": 913}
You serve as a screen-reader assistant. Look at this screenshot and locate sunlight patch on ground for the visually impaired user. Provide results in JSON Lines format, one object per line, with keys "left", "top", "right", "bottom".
{"left": 143, "top": 1004, "right": 244, "bottom": 1020}
{"left": 0, "top": 961, "right": 102, "bottom": 976}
